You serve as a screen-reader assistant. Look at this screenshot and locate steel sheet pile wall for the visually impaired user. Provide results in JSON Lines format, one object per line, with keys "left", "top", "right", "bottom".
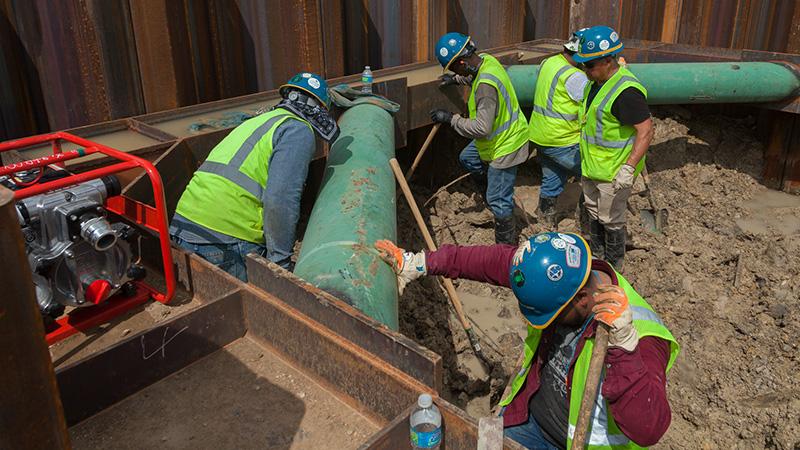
{"left": 2, "top": 0, "right": 800, "bottom": 140}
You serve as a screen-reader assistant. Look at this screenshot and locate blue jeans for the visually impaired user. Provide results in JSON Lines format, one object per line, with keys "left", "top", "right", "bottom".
{"left": 504, "top": 412, "right": 561, "bottom": 450}
{"left": 172, "top": 235, "right": 265, "bottom": 282}
{"left": 537, "top": 143, "right": 581, "bottom": 199}
{"left": 459, "top": 140, "right": 518, "bottom": 219}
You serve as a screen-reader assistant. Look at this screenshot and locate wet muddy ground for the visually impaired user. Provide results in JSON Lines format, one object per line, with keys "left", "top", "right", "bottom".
{"left": 397, "top": 109, "right": 800, "bottom": 449}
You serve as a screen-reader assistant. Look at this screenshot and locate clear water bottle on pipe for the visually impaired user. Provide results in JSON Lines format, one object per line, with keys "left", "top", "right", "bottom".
{"left": 410, "top": 393, "right": 442, "bottom": 449}
{"left": 361, "top": 65, "right": 373, "bottom": 94}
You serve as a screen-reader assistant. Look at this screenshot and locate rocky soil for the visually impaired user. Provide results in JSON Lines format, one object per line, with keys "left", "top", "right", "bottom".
{"left": 397, "top": 109, "right": 800, "bottom": 449}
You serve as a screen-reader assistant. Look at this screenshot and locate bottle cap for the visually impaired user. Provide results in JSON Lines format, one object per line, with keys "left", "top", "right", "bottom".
{"left": 418, "top": 393, "right": 433, "bottom": 408}
{"left": 365, "top": 66, "right": 371, "bottom": 70}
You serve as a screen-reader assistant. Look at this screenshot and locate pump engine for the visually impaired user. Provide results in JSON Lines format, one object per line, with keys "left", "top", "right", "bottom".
{"left": 15, "top": 176, "right": 143, "bottom": 319}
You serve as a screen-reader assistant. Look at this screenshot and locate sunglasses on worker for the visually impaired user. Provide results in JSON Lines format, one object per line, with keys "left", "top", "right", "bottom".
{"left": 578, "top": 56, "right": 609, "bottom": 70}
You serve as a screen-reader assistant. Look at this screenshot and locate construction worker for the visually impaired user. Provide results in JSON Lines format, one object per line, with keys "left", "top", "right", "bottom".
{"left": 573, "top": 26, "right": 653, "bottom": 271}
{"left": 375, "top": 233, "right": 678, "bottom": 449}
{"left": 171, "top": 72, "right": 339, "bottom": 281}
{"left": 430, "top": 32, "right": 530, "bottom": 245}
{"left": 528, "top": 29, "right": 589, "bottom": 228}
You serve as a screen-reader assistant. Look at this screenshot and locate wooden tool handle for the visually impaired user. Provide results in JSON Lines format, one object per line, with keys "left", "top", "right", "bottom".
{"left": 389, "top": 158, "right": 472, "bottom": 331}
{"left": 570, "top": 322, "right": 610, "bottom": 449}
{"left": 404, "top": 123, "right": 441, "bottom": 182}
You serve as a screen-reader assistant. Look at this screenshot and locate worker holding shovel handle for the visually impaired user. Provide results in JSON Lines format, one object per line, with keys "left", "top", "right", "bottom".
{"left": 375, "top": 232, "right": 679, "bottom": 449}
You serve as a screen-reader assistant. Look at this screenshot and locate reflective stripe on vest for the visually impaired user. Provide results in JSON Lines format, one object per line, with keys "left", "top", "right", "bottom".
{"left": 175, "top": 109, "right": 311, "bottom": 243}
{"left": 499, "top": 270, "right": 679, "bottom": 449}
{"left": 579, "top": 67, "right": 648, "bottom": 182}
{"left": 195, "top": 113, "right": 288, "bottom": 197}
{"left": 468, "top": 54, "right": 529, "bottom": 161}
{"left": 530, "top": 54, "right": 583, "bottom": 147}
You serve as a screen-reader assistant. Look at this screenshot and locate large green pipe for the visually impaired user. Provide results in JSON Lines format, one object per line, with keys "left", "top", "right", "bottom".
{"left": 294, "top": 104, "right": 399, "bottom": 329}
{"left": 507, "top": 62, "right": 800, "bottom": 106}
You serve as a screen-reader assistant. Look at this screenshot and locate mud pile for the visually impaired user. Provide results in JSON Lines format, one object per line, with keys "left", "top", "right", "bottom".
{"left": 397, "top": 110, "right": 800, "bottom": 448}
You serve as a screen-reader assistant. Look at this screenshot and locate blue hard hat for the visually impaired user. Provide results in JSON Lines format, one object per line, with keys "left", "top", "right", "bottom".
{"left": 509, "top": 232, "right": 592, "bottom": 329}
{"left": 435, "top": 32, "right": 472, "bottom": 73}
{"left": 280, "top": 72, "right": 330, "bottom": 109}
{"left": 572, "top": 25, "right": 624, "bottom": 63}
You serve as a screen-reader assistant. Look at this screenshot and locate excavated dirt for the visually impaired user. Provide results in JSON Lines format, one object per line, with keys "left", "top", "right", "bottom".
{"left": 397, "top": 109, "right": 800, "bottom": 449}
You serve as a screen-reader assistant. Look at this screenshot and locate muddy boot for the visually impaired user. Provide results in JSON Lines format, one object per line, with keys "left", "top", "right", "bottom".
{"left": 589, "top": 219, "right": 606, "bottom": 260}
{"left": 537, "top": 196, "right": 558, "bottom": 229}
{"left": 605, "top": 226, "right": 626, "bottom": 272}
{"left": 577, "top": 198, "right": 591, "bottom": 237}
{"left": 471, "top": 172, "right": 489, "bottom": 203}
{"left": 494, "top": 215, "right": 517, "bottom": 245}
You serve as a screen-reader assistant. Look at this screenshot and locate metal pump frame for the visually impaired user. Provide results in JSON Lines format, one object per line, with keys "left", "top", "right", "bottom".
{"left": 0, "top": 132, "right": 175, "bottom": 345}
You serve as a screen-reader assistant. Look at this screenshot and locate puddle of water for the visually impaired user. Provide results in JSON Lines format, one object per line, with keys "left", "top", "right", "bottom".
{"left": 735, "top": 189, "right": 800, "bottom": 236}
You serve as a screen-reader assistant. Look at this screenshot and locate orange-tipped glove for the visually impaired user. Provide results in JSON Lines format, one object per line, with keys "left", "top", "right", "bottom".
{"left": 374, "top": 240, "right": 427, "bottom": 295}
{"left": 592, "top": 285, "right": 639, "bottom": 352}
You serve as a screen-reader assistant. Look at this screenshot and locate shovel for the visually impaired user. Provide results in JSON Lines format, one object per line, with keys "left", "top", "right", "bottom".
{"left": 638, "top": 166, "right": 668, "bottom": 233}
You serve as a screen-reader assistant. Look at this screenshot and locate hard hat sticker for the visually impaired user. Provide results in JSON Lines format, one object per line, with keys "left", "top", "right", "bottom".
{"left": 547, "top": 264, "right": 563, "bottom": 281}
{"left": 308, "top": 78, "right": 321, "bottom": 89}
{"left": 440, "top": 48, "right": 449, "bottom": 57}
{"left": 566, "top": 244, "right": 581, "bottom": 268}
{"left": 599, "top": 40, "right": 610, "bottom": 51}
{"left": 551, "top": 238, "right": 567, "bottom": 251}
{"left": 558, "top": 233, "right": 576, "bottom": 244}
{"left": 534, "top": 234, "right": 550, "bottom": 244}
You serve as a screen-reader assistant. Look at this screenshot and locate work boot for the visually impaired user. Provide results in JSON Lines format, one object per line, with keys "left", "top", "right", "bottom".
{"left": 588, "top": 219, "right": 605, "bottom": 260}
{"left": 577, "top": 198, "right": 591, "bottom": 237}
{"left": 605, "top": 226, "right": 627, "bottom": 272}
{"left": 537, "top": 196, "right": 558, "bottom": 229}
{"left": 494, "top": 215, "right": 517, "bottom": 245}
{"left": 471, "top": 172, "right": 488, "bottom": 203}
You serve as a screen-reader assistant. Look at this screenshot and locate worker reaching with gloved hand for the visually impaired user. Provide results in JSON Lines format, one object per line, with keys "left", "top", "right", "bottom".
{"left": 375, "top": 232, "right": 678, "bottom": 449}
{"left": 171, "top": 72, "right": 339, "bottom": 281}
{"left": 430, "top": 32, "right": 530, "bottom": 245}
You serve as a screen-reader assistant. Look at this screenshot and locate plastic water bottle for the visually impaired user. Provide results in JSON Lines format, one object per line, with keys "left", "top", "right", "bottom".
{"left": 361, "top": 65, "right": 373, "bottom": 94}
{"left": 410, "top": 394, "right": 442, "bottom": 449}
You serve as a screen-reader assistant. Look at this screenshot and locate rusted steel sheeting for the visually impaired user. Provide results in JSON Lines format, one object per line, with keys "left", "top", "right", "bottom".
{"left": 619, "top": 0, "right": 665, "bottom": 42}
{"left": 56, "top": 291, "right": 246, "bottom": 426}
{"left": 760, "top": 110, "right": 795, "bottom": 189}
{"left": 130, "top": 0, "right": 198, "bottom": 112}
{"left": 242, "top": 286, "right": 432, "bottom": 423}
{"left": 246, "top": 255, "right": 443, "bottom": 392}
{"left": 0, "top": 186, "right": 70, "bottom": 448}
{"left": 362, "top": 400, "right": 526, "bottom": 449}
{"left": 342, "top": 0, "right": 416, "bottom": 72}
{"left": 447, "top": 0, "right": 526, "bottom": 49}
{"left": 319, "top": 0, "right": 346, "bottom": 78}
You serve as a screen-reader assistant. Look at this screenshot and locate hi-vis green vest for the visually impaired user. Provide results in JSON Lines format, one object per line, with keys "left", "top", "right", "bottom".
{"left": 499, "top": 271, "right": 679, "bottom": 449}
{"left": 468, "top": 54, "right": 529, "bottom": 161}
{"left": 529, "top": 53, "right": 583, "bottom": 147}
{"left": 579, "top": 67, "right": 648, "bottom": 182}
{"left": 175, "top": 109, "right": 311, "bottom": 244}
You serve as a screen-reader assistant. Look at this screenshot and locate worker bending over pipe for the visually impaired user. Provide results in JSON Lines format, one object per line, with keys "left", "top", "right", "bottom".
{"left": 171, "top": 73, "right": 339, "bottom": 281}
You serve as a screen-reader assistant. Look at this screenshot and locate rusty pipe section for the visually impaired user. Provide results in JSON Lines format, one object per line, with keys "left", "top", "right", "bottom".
{"left": 0, "top": 186, "right": 70, "bottom": 449}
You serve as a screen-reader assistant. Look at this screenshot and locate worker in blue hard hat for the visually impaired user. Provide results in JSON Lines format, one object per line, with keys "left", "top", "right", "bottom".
{"left": 430, "top": 32, "right": 530, "bottom": 245}
{"left": 374, "top": 234, "right": 678, "bottom": 449}
{"left": 528, "top": 29, "right": 590, "bottom": 229}
{"left": 171, "top": 72, "right": 339, "bottom": 281}
{"left": 573, "top": 26, "right": 653, "bottom": 272}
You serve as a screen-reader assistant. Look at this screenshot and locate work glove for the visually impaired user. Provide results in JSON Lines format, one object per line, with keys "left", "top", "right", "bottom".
{"left": 612, "top": 164, "right": 636, "bottom": 192}
{"left": 374, "top": 240, "right": 427, "bottom": 295}
{"left": 592, "top": 285, "right": 639, "bottom": 352}
{"left": 439, "top": 74, "right": 459, "bottom": 87}
{"left": 430, "top": 109, "right": 454, "bottom": 125}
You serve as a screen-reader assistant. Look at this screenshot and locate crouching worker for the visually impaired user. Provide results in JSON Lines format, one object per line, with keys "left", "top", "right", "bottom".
{"left": 171, "top": 72, "right": 339, "bottom": 281}
{"left": 375, "top": 232, "right": 678, "bottom": 449}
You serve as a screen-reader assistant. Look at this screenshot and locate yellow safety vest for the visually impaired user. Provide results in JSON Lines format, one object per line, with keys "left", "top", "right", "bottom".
{"left": 175, "top": 109, "right": 311, "bottom": 243}
{"left": 579, "top": 67, "right": 648, "bottom": 182}
{"left": 499, "top": 270, "right": 679, "bottom": 449}
{"left": 468, "top": 54, "right": 529, "bottom": 161}
{"left": 529, "top": 53, "right": 583, "bottom": 147}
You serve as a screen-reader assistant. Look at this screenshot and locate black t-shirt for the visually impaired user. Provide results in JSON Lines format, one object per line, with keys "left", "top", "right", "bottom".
{"left": 585, "top": 85, "right": 650, "bottom": 126}
{"left": 529, "top": 325, "right": 583, "bottom": 449}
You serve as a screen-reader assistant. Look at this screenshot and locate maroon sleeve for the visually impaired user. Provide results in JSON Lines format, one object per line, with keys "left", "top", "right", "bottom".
{"left": 425, "top": 244, "right": 517, "bottom": 288}
{"left": 601, "top": 336, "right": 672, "bottom": 447}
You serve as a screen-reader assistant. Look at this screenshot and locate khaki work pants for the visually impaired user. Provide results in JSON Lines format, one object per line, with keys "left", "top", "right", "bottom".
{"left": 581, "top": 176, "right": 632, "bottom": 230}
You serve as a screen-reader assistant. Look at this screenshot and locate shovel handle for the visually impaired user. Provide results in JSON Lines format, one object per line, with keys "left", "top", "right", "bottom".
{"left": 570, "top": 323, "right": 610, "bottom": 449}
